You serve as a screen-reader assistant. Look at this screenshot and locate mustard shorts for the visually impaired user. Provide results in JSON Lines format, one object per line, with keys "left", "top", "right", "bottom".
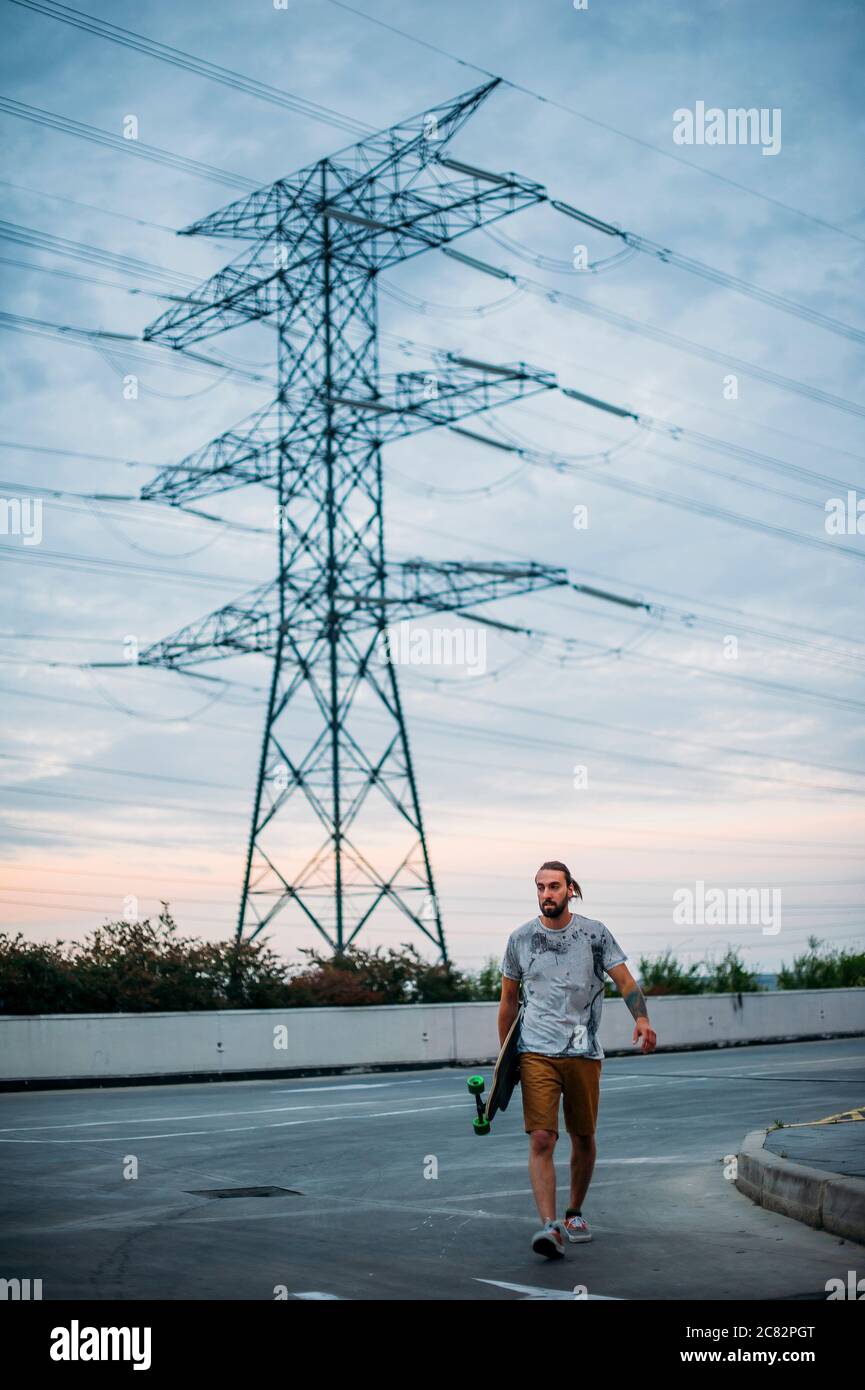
{"left": 520, "top": 1051, "right": 602, "bottom": 1136}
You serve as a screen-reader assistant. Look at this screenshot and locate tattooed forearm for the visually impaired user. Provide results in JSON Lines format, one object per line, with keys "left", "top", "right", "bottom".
{"left": 623, "top": 985, "right": 648, "bottom": 1021}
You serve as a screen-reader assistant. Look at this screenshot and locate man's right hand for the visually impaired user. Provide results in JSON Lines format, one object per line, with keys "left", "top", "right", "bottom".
{"left": 498, "top": 975, "right": 521, "bottom": 1047}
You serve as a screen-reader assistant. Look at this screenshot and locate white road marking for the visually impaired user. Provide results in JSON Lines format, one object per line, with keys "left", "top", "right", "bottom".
{"left": 590, "top": 1077, "right": 710, "bottom": 1094}
{"left": 271, "top": 1081, "right": 424, "bottom": 1094}
{"left": 432, "top": 1156, "right": 718, "bottom": 1203}
{"left": 606, "top": 1053, "right": 864, "bottom": 1080}
{"left": 15, "top": 1194, "right": 546, "bottom": 1237}
{"left": 476, "top": 1279, "right": 621, "bottom": 1300}
{"left": 0, "top": 1102, "right": 469, "bottom": 1143}
{"left": 600, "top": 1154, "right": 716, "bottom": 1163}
{"left": 0, "top": 1094, "right": 465, "bottom": 1134}
{"left": 601, "top": 1074, "right": 709, "bottom": 1084}
{"left": 292, "top": 1291, "right": 345, "bottom": 1300}
{"left": 430, "top": 1188, "right": 536, "bottom": 1201}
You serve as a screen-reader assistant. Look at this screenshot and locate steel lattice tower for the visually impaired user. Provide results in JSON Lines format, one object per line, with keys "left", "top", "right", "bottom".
{"left": 139, "top": 80, "right": 583, "bottom": 958}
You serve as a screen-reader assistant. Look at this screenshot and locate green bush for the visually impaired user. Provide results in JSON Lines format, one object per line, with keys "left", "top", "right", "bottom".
{"left": 283, "top": 942, "right": 477, "bottom": 1007}
{"left": 632, "top": 949, "right": 706, "bottom": 996}
{"left": 464, "top": 955, "right": 504, "bottom": 1002}
{"left": 0, "top": 932, "right": 76, "bottom": 1014}
{"left": 700, "top": 948, "right": 762, "bottom": 993}
{"left": 0, "top": 911, "right": 482, "bottom": 1014}
{"left": 624, "top": 948, "right": 762, "bottom": 996}
{"left": 0, "top": 907, "right": 293, "bottom": 1014}
{"left": 2, "top": 915, "right": 861, "bottom": 1014}
{"left": 777, "top": 936, "right": 865, "bottom": 989}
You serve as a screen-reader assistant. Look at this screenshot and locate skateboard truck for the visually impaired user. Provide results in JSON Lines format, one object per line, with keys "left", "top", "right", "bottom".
{"left": 466, "top": 1007, "right": 522, "bottom": 1136}
{"left": 467, "top": 1075, "right": 490, "bottom": 1135}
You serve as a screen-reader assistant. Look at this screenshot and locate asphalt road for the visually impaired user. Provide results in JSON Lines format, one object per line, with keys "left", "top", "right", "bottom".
{"left": 1, "top": 1037, "right": 863, "bottom": 1301}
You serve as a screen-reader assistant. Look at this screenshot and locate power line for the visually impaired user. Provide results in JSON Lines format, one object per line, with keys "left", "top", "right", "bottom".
{"left": 0, "top": 96, "right": 259, "bottom": 191}
{"left": 5, "top": 210, "right": 860, "bottom": 527}
{"left": 1, "top": 891, "right": 861, "bottom": 925}
{"left": 9, "top": 863, "right": 865, "bottom": 889}
{"left": 10, "top": 0, "right": 373, "bottom": 137}
{"left": 7, "top": 530, "right": 865, "bottom": 715}
{"left": 386, "top": 323, "right": 865, "bottom": 470}
{"left": 4, "top": 417, "right": 862, "bottom": 656}
{"left": 0, "top": 253, "right": 182, "bottom": 303}
{"left": 3, "top": 816, "right": 862, "bottom": 861}
{"left": 11, "top": 493, "right": 864, "bottom": 724}
{"left": 382, "top": 329, "right": 859, "bottom": 499}
{"left": 0, "top": 819, "right": 225, "bottom": 851}
{"left": 389, "top": 513, "right": 865, "bottom": 660}
{"left": 0, "top": 308, "right": 276, "bottom": 387}
{"left": 536, "top": 586, "right": 865, "bottom": 679}
{"left": 483, "top": 222, "right": 637, "bottom": 276}
{"left": 0, "top": 176, "right": 177, "bottom": 233}
{"left": 0, "top": 751, "right": 233, "bottom": 791}
{"left": 0, "top": 540, "right": 261, "bottom": 590}
{"left": 3, "top": 658, "right": 864, "bottom": 800}
{"left": 0, "top": 477, "right": 275, "bottom": 541}
{"left": 393, "top": 695, "right": 865, "bottom": 786}
{"left": 0, "top": 218, "right": 200, "bottom": 291}
{"left": 3, "top": 666, "right": 862, "bottom": 798}
{"left": 547, "top": 202, "right": 865, "bottom": 345}
{"left": 502, "top": 397, "right": 854, "bottom": 514}
{"left": 2, "top": 763, "right": 859, "bottom": 858}
{"left": 386, "top": 344, "right": 862, "bottom": 561}
{"left": 13, "top": 5, "right": 855, "bottom": 393}
{"left": 415, "top": 256, "right": 865, "bottom": 420}
{"left": 5, "top": 886, "right": 862, "bottom": 914}
{"left": 323, "top": 0, "right": 865, "bottom": 248}
{"left": 5, "top": 21, "right": 862, "bottom": 492}
{"left": 1, "top": 784, "right": 248, "bottom": 819}
{"left": 0, "top": 439, "right": 163, "bottom": 469}
{"left": 5, "top": 425, "right": 862, "bottom": 664}
{"left": 472, "top": 412, "right": 865, "bottom": 566}
{"left": 541, "top": 582, "right": 865, "bottom": 687}
{"left": 15, "top": 282, "right": 862, "bottom": 522}
{"left": 3, "top": 709, "right": 861, "bottom": 803}
{"left": 391, "top": 210, "right": 865, "bottom": 347}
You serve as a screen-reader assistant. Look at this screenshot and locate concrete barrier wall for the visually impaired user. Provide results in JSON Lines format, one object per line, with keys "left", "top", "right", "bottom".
{"left": 1, "top": 988, "right": 863, "bottom": 1085}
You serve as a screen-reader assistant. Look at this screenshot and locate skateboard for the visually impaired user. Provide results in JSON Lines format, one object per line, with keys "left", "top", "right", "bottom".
{"left": 467, "top": 1006, "right": 523, "bottom": 1135}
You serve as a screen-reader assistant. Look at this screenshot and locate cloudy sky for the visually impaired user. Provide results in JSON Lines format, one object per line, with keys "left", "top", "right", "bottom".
{"left": 2, "top": 0, "right": 864, "bottom": 981}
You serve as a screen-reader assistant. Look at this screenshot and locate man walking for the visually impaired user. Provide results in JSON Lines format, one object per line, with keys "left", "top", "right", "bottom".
{"left": 499, "top": 860, "right": 657, "bottom": 1258}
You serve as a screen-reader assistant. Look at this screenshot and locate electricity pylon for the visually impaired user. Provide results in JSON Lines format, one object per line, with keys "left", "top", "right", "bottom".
{"left": 139, "top": 80, "right": 582, "bottom": 959}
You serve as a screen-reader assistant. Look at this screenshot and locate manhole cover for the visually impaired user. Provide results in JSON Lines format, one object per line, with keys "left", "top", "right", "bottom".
{"left": 186, "top": 1186, "right": 302, "bottom": 1199}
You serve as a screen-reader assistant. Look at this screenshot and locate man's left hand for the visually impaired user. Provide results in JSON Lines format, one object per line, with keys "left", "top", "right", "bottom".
{"left": 633, "top": 1018, "right": 657, "bottom": 1054}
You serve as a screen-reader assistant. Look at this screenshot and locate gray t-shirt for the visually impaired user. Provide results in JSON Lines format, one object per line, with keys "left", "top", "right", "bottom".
{"left": 501, "top": 913, "right": 627, "bottom": 1060}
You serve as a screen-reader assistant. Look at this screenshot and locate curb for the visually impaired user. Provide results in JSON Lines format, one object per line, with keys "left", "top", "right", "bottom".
{"left": 736, "top": 1126, "right": 865, "bottom": 1245}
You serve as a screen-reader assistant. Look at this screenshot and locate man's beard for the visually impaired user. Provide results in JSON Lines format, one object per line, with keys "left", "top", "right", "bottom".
{"left": 541, "top": 899, "right": 567, "bottom": 918}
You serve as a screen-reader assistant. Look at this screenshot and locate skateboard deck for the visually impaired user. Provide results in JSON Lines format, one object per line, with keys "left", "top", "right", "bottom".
{"left": 467, "top": 1006, "right": 523, "bottom": 1135}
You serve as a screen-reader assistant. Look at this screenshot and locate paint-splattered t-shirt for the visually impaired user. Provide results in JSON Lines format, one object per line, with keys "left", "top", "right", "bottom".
{"left": 501, "top": 913, "right": 627, "bottom": 1060}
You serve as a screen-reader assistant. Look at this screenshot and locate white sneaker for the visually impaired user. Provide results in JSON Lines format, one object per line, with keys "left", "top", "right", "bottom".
{"left": 531, "top": 1219, "right": 565, "bottom": 1259}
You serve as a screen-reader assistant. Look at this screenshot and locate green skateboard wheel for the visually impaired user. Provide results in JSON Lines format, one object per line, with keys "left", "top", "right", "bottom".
{"left": 467, "top": 1075, "right": 485, "bottom": 1094}
{"left": 473, "top": 1117, "right": 491, "bottom": 1135}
